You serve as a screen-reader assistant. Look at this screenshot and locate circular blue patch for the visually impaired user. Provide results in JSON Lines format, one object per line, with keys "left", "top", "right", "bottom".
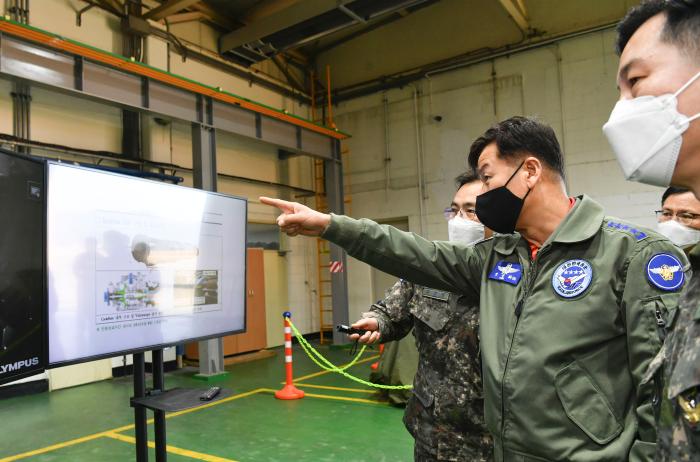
{"left": 646, "top": 253, "right": 684, "bottom": 292}
{"left": 552, "top": 259, "right": 593, "bottom": 298}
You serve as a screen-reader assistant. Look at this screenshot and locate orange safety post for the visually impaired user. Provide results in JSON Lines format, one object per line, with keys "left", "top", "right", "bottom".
{"left": 275, "top": 311, "right": 305, "bottom": 400}
{"left": 370, "top": 343, "right": 385, "bottom": 371}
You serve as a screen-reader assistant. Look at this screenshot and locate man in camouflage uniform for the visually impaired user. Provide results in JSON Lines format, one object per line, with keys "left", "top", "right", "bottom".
{"left": 351, "top": 171, "right": 493, "bottom": 462}
{"left": 611, "top": 2, "right": 700, "bottom": 460}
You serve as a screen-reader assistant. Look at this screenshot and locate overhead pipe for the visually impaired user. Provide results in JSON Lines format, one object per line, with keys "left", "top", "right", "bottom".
{"left": 491, "top": 60, "right": 498, "bottom": 121}
{"left": 410, "top": 84, "right": 426, "bottom": 236}
{"left": 24, "top": 84, "right": 30, "bottom": 144}
{"left": 383, "top": 94, "right": 391, "bottom": 194}
{"left": 553, "top": 42, "right": 571, "bottom": 191}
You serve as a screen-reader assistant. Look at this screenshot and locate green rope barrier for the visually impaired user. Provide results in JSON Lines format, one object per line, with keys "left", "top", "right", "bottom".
{"left": 286, "top": 317, "right": 413, "bottom": 390}
{"left": 291, "top": 319, "right": 361, "bottom": 372}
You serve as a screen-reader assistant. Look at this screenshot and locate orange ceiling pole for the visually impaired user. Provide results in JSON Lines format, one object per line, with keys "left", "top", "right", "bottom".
{"left": 326, "top": 64, "right": 336, "bottom": 129}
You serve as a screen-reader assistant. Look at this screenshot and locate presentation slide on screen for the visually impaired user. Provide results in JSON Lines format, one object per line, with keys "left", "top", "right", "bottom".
{"left": 47, "top": 163, "right": 246, "bottom": 365}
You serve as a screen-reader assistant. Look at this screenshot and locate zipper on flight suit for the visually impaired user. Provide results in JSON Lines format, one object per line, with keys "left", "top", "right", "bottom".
{"left": 651, "top": 305, "right": 667, "bottom": 418}
{"left": 654, "top": 305, "right": 666, "bottom": 342}
{"left": 500, "top": 245, "right": 549, "bottom": 459}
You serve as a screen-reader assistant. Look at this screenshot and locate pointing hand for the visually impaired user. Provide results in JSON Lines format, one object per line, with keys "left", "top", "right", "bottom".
{"left": 259, "top": 197, "right": 332, "bottom": 237}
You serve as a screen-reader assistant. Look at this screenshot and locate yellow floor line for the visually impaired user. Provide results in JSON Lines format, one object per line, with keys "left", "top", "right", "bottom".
{"left": 285, "top": 354, "right": 379, "bottom": 384}
{"left": 0, "top": 388, "right": 268, "bottom": 462}
{"left": 293, "top": 383, "right": 376, "bottom": 393}
{"left": 302, "top": 391, "right": 390, "bottom": 406}
{"left": 105, "top": 432, "right": 238, "bottom": 462}
{"left": 259, "top": 388, "right": 389, "bottom": 406}
{"left": 0, "top": 432, "right": 110, "bottom": 462}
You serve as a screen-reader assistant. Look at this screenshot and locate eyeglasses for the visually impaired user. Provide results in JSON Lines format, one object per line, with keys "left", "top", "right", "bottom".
{"left": 655, "top": 209, "right": 700, "bottom": 226}
{"left": 444, "top": 207, "right": 477, "bottom": 221}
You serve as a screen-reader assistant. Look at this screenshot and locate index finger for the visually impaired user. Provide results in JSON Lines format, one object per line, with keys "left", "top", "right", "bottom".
{"left": 259, "top": 196, "right": 295, "bottom": 213}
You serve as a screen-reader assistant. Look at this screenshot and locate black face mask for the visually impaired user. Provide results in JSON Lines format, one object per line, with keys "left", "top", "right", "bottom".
{"left": 475, "top": 161, "right": 530, "bottom": 234}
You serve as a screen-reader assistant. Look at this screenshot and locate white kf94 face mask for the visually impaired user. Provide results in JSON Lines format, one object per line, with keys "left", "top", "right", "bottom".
{"left": 603, "top": 70, "right": 700, "bottom": 187}
{"left": 448, "top": 216, "right": 485, "bottom": 245}
{"left": 657, "top": 219, "right": 700, "bottom": 249}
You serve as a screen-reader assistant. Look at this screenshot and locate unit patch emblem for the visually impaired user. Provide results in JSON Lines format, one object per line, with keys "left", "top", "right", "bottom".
{"left": 552, "top": 259, "right": 593, "bottom": 298}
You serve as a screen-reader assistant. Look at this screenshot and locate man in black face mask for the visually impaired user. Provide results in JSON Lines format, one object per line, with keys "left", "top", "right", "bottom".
{"left": 260, "top": 116, "right": 687, "bottom": 461}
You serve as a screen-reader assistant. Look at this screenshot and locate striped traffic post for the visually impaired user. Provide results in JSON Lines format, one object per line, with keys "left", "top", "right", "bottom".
{"left": 275, "top": 311, "right": 305, "bottom": 400}
{"left": 370, "top": 344, "right": 384, "bottom": 371}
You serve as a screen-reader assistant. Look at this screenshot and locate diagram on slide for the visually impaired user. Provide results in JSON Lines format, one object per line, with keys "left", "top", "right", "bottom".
{"left": 103, "top": 271, "right": 160, "bottom": 310}
{"left": 94, "top": 212, "right": 224, "bottom": 325}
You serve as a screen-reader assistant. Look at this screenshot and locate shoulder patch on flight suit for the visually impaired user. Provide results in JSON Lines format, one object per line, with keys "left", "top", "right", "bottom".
{"left": 606, "top": 221, "right": 648, "bottom": 241}
{"left": 422, "top": 288, "right": 450, "bottom": 301}
{"left": 488, "top": 261, "right": 522, "bottom": 285}
{"left": 551, "top": 259, "right": 593, "bottom": 298}
{"left": 646, "top": 253, "right": 685, "bottom": 292}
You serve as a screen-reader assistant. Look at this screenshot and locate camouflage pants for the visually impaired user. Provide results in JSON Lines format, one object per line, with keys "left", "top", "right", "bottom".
{"left": 414, "top": 440, "right": 438, "bottom": 462}
{"left": 405, "top": 395, "right": 493, "bottom": 461}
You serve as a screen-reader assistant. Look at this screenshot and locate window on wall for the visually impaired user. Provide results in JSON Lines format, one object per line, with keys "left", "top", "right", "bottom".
{"left": 247, "top": 223, "right": 280, "bottom": 250}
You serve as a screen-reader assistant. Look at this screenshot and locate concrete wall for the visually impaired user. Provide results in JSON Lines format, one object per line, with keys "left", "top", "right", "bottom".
{"left": 333, "top": 28, "right": 664, "bottom": 323}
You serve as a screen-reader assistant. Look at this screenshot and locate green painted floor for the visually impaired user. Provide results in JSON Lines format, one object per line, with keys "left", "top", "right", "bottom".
{"left": 0, "top": 342, "right": 413, "bottom": 462}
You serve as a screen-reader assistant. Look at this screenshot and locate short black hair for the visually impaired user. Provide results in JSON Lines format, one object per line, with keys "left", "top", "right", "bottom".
{"left": 616, "top": 0, "right": 700, "bottom": 58}
{"left": 467, "top": 116, "right": 565, "bottom": 179}
{"left": 454, "top": 170, "right": 480, "bottom": 189}
{"left": 662, "top": 186, "right": 692, "bottom": 205}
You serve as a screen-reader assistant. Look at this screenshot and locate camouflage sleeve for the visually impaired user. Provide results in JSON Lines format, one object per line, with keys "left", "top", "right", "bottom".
{"left": 364, "top": 279, "right": 416, "bottom": 343}
{"left": 621, "top": 238, "right": 690, "bottom": 462}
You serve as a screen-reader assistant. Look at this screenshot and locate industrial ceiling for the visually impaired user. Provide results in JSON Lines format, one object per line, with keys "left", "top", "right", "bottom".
{"left": 83, "top": 0, "right": 639, "bottom": 104}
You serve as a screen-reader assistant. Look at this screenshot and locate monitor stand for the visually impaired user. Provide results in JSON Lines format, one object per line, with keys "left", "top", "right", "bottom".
{"left": 129, "top": 349, "right": 232, "bottom": 461}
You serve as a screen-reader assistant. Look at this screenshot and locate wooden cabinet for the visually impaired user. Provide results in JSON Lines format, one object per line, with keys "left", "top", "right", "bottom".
{"left": 186, "top": 248, "right": 267, "bottom": 360}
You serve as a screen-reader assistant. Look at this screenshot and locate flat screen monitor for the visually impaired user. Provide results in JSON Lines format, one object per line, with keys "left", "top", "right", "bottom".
{"left": 0, "top": 149, "right": 45, "bottom": 385}
{"left": 47, "top": 162, "right": 247, "bottom": 366}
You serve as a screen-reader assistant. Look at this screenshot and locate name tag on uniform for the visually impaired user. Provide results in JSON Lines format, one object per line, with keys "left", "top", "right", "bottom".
{"left": 488, "top": 261, "right": 522, "bottom": 286}
{"left": 422, "top": 288, "right": 450, "bottom": 301}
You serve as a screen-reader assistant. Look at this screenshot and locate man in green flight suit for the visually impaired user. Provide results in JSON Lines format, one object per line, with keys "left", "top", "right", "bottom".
{"left": 604, "top": 1, "right": 700, "bottom": 459}
{"left": 262, "top": 116, "right": 688, "bottom": 461}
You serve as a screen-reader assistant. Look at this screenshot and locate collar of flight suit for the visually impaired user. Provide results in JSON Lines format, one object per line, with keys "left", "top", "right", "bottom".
{"left": 493, "top": 195, "right": 604, "bottom": 255}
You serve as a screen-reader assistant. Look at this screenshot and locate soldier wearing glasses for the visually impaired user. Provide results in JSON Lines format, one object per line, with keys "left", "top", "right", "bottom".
{"left": 656, "top": 187, "right": 700, "bottom": 252}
